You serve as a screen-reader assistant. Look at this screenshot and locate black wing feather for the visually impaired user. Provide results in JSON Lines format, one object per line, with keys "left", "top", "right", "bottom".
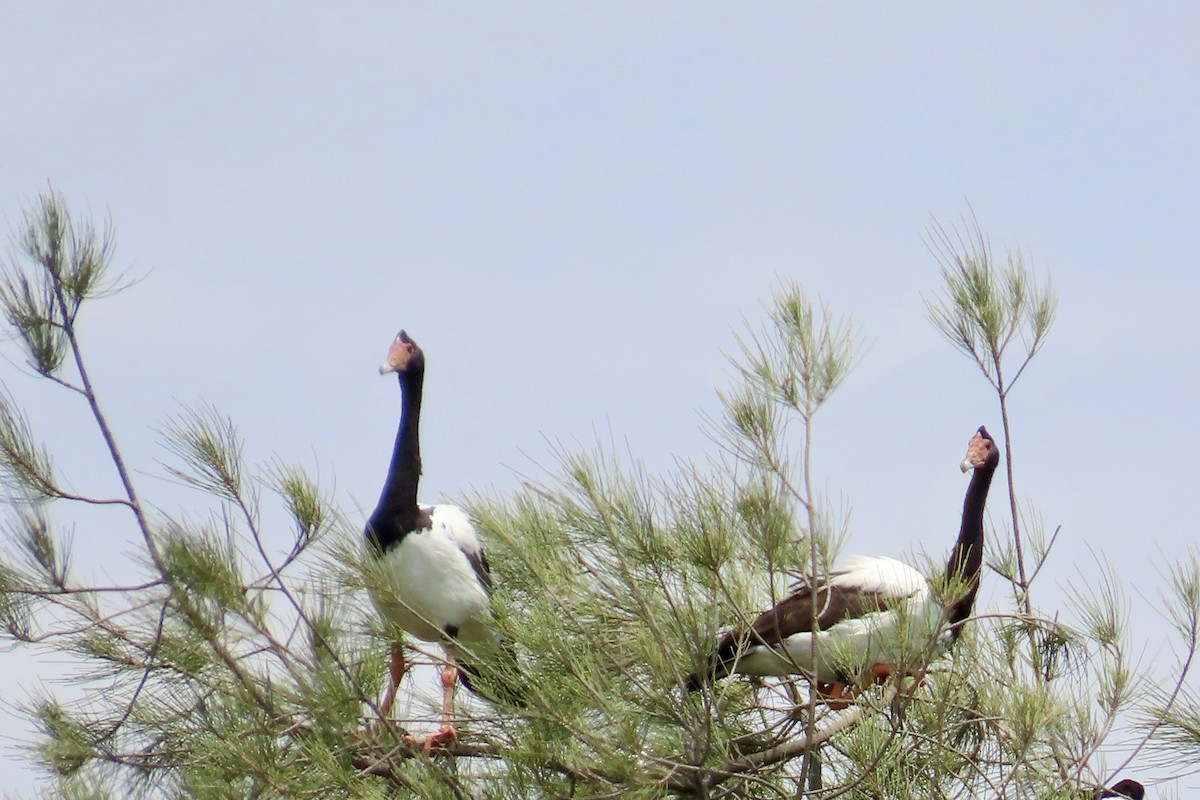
{"left": 687, "top": 583, "right": 890, "bottom": 690}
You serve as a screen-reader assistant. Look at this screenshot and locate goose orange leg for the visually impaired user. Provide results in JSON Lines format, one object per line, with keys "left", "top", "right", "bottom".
{"left": 813, "top": 663, "right": 917, "bottom": 710}
{"left": 378, "top": 642, "right": 407, "bottom": 718}
{"left": 413, "top": 657, "right": 460, "bottom": 753}
{"left": 815, "top": 681, "right": 854, "bottom": 710}
{"left": 870, "top": 662, "right": 895, "bottom": 684}
{"left": 377, "top": 643, "right": 460, "bottom": 753}
{"left": 869, "top": 662, "right": 926, "bottom": 688}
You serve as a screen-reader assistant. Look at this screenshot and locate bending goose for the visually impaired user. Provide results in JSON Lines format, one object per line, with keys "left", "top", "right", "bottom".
{"left": 687, "top": 426, "right": 1000, "bottom": 706}
{"left": 1098, "top": 779, "right": 1144, "bottom": 799}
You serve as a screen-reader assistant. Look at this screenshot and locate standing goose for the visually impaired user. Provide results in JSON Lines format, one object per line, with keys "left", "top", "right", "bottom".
{"left": 365, "top": 330, "right": 499, "bottom": 751}
{"left": 687, "top": 426, "right": 1000, "bottom": 706}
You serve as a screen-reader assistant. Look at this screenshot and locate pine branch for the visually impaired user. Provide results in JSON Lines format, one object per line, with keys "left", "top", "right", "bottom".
{"left": 924, "top": 210, "right": 1057, "bottom": 624}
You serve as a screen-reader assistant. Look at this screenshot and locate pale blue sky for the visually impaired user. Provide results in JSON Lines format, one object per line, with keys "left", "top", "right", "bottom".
{"left": 2, "top": 4, "right": 1199, "bottom": 794}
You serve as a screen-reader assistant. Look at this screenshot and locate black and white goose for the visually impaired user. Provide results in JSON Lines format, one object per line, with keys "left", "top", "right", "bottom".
{"left": 1098, "top": 779, "right": 1144, "bottom": 800}
{"left": 365, "top": 330, "right": 498, "bottom": 750}
{"left": 687, "top": 426, "right": 1000, "bottom": 706}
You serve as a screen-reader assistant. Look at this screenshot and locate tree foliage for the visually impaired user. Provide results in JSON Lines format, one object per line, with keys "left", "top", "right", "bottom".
{"left": 0, "top": 191, "right": 1194, "bottom": 798}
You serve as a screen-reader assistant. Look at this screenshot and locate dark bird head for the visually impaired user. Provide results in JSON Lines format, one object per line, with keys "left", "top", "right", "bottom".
{"left": 1100, "top": 779, "right": 1144, "bottom": 800}
{"left": 960, "top": 425, "right": 999, "bottom": 473}
{"left": 378, "top": 330, "right": 425, "bottom": 376}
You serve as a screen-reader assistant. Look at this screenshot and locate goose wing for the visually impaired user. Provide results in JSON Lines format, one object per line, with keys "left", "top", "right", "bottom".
{"left": 697, "top": 555, "right": 930, "bottom": 685}
{"left": 426, "top": 504, "right": 492, "bottom": 594}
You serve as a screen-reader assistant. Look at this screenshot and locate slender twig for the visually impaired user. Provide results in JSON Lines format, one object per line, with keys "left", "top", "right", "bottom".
{"left": 95, "top": 599, "right": 171, "bottom": 744}
{"left": 1024, "top": 525, "right": 1063, "bottom": 588}
{"left": 48, "top": 274, "right": 174, "bottom": 584}
{"left": 798, "top": 397, "right": 821, "bottom": 791}
{"left": 996, "top": 384, "right": 1033, "bottom": 618}
{"left": 47, "top": 490, "right": 134, "bottom": 507}
{"left": 42, "top": 372, "right": 85, "bottom": 396}
{"left": 5, "top": 579, "right": 164, "bottom": 597}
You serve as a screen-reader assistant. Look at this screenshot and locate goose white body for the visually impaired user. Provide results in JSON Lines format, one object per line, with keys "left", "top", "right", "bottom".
{"left": 368, "top": 504, "right": 493, "bottom": 646}
{"left": 734, "top": 555, "right": 947, "bottom": 682}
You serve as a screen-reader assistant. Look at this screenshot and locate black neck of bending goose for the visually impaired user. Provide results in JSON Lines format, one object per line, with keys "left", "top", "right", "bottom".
{"left": 945, "top": 426, "right": 1000, "bottom": 641}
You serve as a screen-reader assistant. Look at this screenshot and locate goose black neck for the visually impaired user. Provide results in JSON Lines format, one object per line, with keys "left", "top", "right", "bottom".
{"left": 945, "top": 457, "right": 998, "bottom": 639}
{"left": 366, "top": 366, "right": 425, "bottom": 551}
{"left": 389, "top": 367, "right": 424, "bottom": 509}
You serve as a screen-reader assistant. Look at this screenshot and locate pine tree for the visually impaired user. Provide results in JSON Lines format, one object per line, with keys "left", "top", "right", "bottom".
{"left": 0, "top": 190, "right": 1193, "bottom": 798}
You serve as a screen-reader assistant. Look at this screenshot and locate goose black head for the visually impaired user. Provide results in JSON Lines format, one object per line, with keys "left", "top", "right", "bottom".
{"left": 378, "top": 330, "right": 425, "bottom": 376}
{"left": 960, "top": 426, "right": 998, "bottom": 473}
